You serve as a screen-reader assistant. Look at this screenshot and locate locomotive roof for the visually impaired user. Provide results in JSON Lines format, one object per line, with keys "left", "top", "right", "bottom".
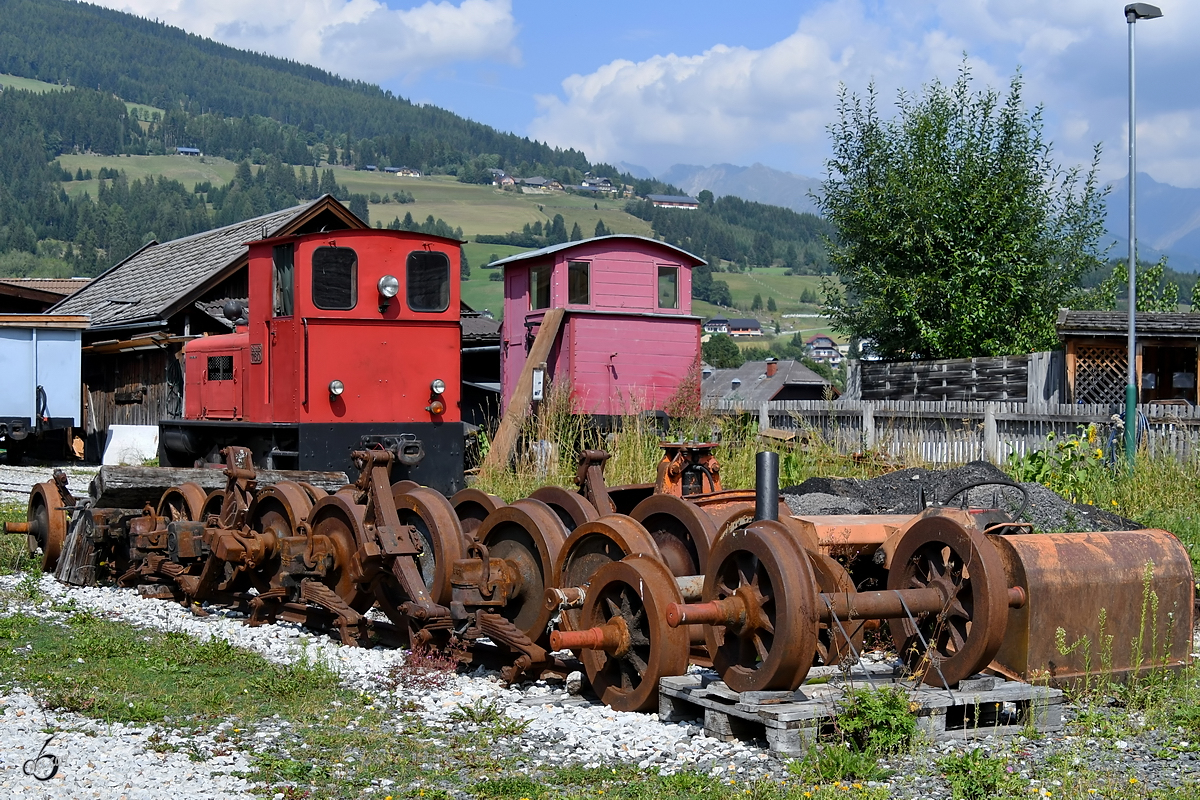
{"left": 51, "top": 195, "right": 365, "bottom": 330}
{"left": 487, "top": 235, "right": 705, "bottom": 268}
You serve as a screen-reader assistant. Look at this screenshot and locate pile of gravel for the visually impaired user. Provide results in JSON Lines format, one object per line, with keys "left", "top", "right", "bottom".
{"left": 783, "top": 460, "right": 1140, "bottom": 532}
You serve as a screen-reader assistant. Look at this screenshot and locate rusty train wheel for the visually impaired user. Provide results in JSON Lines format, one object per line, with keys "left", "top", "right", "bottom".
{"left": 886, "top": 515, "right": 1008, "bottom": 686}
{"left": 808, "top": 552, "right": 863, "bottom": 667}
{"left": 555, "top": 515, "right": 661, "bottom": 631}
{"left": 27, "top": 481, "right": 67, "bottom": 573}
{"left": 477, "top": 498, "right": 567, "bottom": 645}
{"left": 157, "top": 482, "right": 209, "bottom": 522}
{"left": 704, "top": 521, "right": 818, "bottom": 692}
{"left": 450, "top": 488, "right": 505, "bottom": 541}
{"left": 306, "top": 496, "right": 373, "bottom": 612}
{"left": 392, "top": 486, "right": 466, "bottom": 606}
{"left": 580, "top": 555, "right": 689, "bottom": 713}
{"left": 629, "top": 494, "right": 717, "bottom": 578}
{"left": 241, "top": 481, "right": 314, "bottom": 593}
{"left": 529, "top": 486, "right": 599, "bottom": 532}
{"left": 296, "top": 482, "right": 328, "bottom": 504}
{"left": 202, "top": 490, "right": 225, "bottom": 521}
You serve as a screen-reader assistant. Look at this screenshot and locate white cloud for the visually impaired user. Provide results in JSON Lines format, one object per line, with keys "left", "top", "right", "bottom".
{"left": 90, "top": 0, "right": 520, "bottom": 82}
{"left": 530, "top": 0, "right": 1200, "bottom": 186}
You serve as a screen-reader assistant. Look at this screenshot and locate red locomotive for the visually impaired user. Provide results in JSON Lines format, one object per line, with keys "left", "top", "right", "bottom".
{"left": 159, "top": 228, "right": 466, "bottom": 494}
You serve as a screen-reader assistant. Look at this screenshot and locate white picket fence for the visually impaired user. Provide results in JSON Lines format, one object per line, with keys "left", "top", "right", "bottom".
{"left": 709, "top": 399, "right": 1200, "bottom": 464}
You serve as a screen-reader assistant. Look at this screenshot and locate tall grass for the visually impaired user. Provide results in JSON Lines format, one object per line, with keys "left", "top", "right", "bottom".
{"left": 474, "top": 383, "right": 906, "bottom": 500}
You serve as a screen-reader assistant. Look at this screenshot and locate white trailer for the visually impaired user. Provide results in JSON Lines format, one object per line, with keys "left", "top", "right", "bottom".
{"left": 0, "top": 315, "right": 88, "bottom": 460}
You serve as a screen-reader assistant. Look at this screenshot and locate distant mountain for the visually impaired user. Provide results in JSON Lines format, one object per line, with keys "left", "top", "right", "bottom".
{"left": 657, "top": 163, "right": 822, "bottom": 214}
{"left": 1106, "top": 173, "right": 1200, "bottom": 271}
{"left": 614, "top": 161, "right": 653, "bottom": 180}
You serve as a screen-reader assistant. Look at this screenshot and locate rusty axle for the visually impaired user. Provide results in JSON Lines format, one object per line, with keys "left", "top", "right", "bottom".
{"left": 549, "top": 615, "right": 630, "bottom": 656}
{"left": 666, "top": 584, "right": 1027, "bottom": 629}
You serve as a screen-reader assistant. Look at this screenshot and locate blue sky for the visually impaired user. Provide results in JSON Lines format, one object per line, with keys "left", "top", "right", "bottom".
{"left": 94, "top": 1, "right": 1198, "bottom": 186}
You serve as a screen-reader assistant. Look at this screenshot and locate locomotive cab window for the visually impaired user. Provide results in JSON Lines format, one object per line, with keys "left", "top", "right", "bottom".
{"left": 567, "top": 261, "right": 590, "bottom": 305}
{"left": 658, "top": 266, "right": 679, "bottom": 309}
{"left": 273, "top": 244, "right": 294, "bottom": 316}
{"left": 407, "top": 251, "right": 451, "bottom": 312}
{"left": 530, "top": 266, "right": 551, "bottom": 310}
{"left": 312, "top": 246, "right": 357, "bottom": 310}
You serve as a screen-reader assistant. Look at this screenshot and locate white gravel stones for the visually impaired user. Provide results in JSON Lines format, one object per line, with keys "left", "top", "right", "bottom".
{"left": 0, "top": 463, "right": 98, "bottom": 503}
{"left": 0, "top": 691, "right": 253, "bottom": 799}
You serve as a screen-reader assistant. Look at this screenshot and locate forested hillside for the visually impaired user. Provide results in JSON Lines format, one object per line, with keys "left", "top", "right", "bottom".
{"left": 0, "top": 0, "right": 830, "bottom": 290}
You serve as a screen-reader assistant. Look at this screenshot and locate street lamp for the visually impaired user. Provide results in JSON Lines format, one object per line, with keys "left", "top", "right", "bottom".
{"left": 1124, "top": 2, "right": 1163, "bottom": 465}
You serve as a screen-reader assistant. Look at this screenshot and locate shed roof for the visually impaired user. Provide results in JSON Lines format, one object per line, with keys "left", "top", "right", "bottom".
{"left": 51, "top": 195, "right": 364, "bottom": 330}
{"left": 489, "top": 234, "right": 705, "bottom": 269}
{"left": 1057, "top": 309, "right": 1200, "bottom": 338}
{"left": 0, "top": 277, "right": 90, "bottom": 302}
{"left": 702, "top": 359, "right": 831, "bottom": 404}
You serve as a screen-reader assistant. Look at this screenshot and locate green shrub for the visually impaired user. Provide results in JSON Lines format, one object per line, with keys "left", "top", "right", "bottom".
{"left": 939, "top": 747, "right": 1023, "bottom": 799}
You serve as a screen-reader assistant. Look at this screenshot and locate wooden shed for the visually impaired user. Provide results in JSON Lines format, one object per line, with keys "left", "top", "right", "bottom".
{"left": 1057, "top": 310, "right": 1200, "bottom": 404}
{"left": 494, "top": 235, "right": 703, "bottom": 417}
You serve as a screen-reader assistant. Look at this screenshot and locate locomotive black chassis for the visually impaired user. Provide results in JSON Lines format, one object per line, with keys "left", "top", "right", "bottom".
{"left": 158, "top": 419, "right": 466, "bottom": 495}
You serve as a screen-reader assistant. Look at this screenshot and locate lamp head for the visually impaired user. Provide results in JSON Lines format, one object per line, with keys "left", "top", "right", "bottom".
{"left": 1125, "top": 3, "right": 1163, "bottom": 21}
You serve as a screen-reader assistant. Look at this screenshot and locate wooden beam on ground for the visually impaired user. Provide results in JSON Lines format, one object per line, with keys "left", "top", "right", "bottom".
{"left": 483, "top": 308, "right": 565, "bottom": 474}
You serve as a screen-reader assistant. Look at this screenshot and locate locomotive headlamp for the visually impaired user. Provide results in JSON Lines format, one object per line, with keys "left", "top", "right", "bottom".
{"left": 328, "top": 379, "right": 345, "bottom": 397}
{"left": 377, "top": 275, "right": 400, "bottom": 298}
{"left": 430, "top": 378, "right": 446, "bottom": 395}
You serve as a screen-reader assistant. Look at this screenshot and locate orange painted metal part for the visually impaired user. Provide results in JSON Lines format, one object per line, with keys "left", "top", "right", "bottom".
{"left": 988, "top": 530, "right": 1193, "bottom": 686}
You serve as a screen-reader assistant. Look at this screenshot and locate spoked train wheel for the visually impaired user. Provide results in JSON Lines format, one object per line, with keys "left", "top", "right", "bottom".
{"left": 576, "top": 555, "right": 688, "bottom": 712}
{"left": 886, "top": 515, "right": 1008, "bottom": 686}
{"left": 703, "top": 521, "right": 819, "bottom": 692}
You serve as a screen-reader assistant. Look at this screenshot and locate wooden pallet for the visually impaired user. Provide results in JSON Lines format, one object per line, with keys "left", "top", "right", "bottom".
{"left": 659, "top": 666, "right": 1063, "bottom": 755}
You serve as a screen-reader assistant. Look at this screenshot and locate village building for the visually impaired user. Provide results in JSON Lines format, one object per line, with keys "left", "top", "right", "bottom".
{"left": 646, "top": 194, "right": 700, "bottom": 210}
{"left": 726, "top": 318, "right": 762, "bottom": 337}
{"left": 702, "top": 358, "right": 835, "bottom": 404}
{"left": 804, "top": 334, "right": 842, "bottom": 365}
{"left": 0, "top": 278, "right": 90, "bottom": 314}
{"left": 1057, "top": 310, "right": 1200, "bottom": 405}
{"left": 493, "top": 235, "right": 704, "bottom": 417}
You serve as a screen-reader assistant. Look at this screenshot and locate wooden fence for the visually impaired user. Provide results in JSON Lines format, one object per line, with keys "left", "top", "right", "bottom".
{"left": 709, "top": 399, "right": 1200, "bottom": 464}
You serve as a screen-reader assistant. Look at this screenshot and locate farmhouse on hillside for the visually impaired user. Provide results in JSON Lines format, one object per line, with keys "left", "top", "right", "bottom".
{"left": 646, "top": 194, "right": 700, "bottom": 210}
{"left": 493, "top": 235, "right": 704, "bottom": 417}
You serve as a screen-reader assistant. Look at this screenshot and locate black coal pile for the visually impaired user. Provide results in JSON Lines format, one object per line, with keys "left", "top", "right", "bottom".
{"left": 782, "top": 460, "right": 1140, "bottom": 532}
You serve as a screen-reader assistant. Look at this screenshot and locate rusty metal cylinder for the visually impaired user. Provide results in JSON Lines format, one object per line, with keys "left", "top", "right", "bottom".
{"left": 988, "top": 530, "right": 1194, "bottom": 686}
{"left": 755, "top": 452, "right": 779, "bottom": 522}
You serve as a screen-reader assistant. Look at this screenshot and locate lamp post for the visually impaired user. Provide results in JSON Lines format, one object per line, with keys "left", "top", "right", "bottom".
{"left": 1125, "top": 2, "right": 1163, "bottom": 465}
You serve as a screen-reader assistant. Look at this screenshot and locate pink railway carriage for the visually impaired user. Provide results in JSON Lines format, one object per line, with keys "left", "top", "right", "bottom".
{"left": 495, "top": 235, "right": 704, "bottom": 417}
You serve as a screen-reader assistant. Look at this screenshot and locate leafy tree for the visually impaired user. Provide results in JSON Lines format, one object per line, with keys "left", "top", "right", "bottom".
{"left": 1074, "top": 257, "right": 1179, "bottom": 312}
{"left": 818, "top": 64, "right": 1108, "bottom": 359}
{"left": 702, "top": 333, "right": 744, "bottom": 369}
{"left": 751, "top": 293, "right": 763, "bottom": 311}
{"left": 767, "top": 296, "right": 777, "bottom": 312}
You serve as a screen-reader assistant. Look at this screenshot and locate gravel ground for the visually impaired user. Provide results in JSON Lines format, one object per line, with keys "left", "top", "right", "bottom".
{"left": 0, "top": 463, "right": 99, "bottom": 503}
{"left": 783, "top": 460, "right": 1140, "bottom": 532}
{"left": 2, "top": 574, "right": 1199, "bottom": 798}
